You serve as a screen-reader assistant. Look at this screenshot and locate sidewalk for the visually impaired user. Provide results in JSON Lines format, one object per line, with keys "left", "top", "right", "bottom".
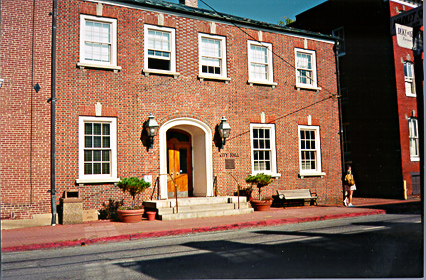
{"left": 1, "top": 197, "right": 421, "bottom": 252}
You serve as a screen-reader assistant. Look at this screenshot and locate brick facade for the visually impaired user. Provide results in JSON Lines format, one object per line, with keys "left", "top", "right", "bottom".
{"left": 1, "top": 0, "right": 342, "bottom": 220}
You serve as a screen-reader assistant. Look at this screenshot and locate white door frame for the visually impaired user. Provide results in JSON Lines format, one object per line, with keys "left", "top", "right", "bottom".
{"left": 159, "top": 118, "right": 213, "bottom": 199}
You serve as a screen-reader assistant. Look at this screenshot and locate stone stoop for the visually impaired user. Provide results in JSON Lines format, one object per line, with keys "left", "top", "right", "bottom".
{"left": 143, "top": 196, "right": 254, "bottom": 221}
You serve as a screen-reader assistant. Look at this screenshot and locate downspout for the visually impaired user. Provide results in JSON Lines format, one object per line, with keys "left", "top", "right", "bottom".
{"left": 49, "top": 0, "right": 58, "bottom": 226}
{"left": 334, "top": 40, "right": 346, "bottom": 200}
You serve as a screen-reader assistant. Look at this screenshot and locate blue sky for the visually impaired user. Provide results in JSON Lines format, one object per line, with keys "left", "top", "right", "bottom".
{"left": 167, "top": 0, "right": 327, "bottom": 24}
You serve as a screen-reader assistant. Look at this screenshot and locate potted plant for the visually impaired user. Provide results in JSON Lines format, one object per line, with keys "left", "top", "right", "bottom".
{"left": 245, "top": 173, "right": 274, "bottom": 211}
{"left": 116, "top": 177, "right": 151, "bottom": 222}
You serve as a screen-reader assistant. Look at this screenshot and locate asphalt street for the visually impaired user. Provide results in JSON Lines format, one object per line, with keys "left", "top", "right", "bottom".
{"left": 1, "top": 213, "right": 423, "bottom": 279}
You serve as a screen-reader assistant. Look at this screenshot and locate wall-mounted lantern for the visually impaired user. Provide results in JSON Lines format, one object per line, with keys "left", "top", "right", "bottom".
{"left": 218, "top": 116, "right": 231, "bottom": 146}
{"left": 143, "top": 114, "right": 159, "bottom": 149}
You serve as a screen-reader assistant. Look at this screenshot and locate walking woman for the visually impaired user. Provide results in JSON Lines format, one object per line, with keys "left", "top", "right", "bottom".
{"left": 344, "top": 165, "right": 356, "bottom": 207}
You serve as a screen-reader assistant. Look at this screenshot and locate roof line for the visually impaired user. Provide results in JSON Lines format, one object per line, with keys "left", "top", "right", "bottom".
{"left": 101, "top": 0, "right": 337, "bottom": 41}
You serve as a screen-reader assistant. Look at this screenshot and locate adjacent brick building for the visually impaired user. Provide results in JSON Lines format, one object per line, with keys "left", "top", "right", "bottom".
{"left": 1, "top": 0, "right": 342, "bottom": 221}
{"left": 291, "top": 0, "right": 423, "bottom": 199}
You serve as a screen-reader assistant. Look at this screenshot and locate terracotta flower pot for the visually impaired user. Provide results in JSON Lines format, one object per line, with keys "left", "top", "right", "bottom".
{"left": 146, "top": 211, "right": 156, "bottom": 221}
{"left": 250, "top": 200, "right": 272, "bottom": 211}
{"left": 117, "top": 209, "right": 144, "bottom": 223}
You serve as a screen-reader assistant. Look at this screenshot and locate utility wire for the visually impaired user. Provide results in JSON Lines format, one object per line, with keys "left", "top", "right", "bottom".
{"left": 199, "top": 0, "right": 339, "bottom": 99}
{"left": 198, "top": 0, "right": 339, "bottom": 144}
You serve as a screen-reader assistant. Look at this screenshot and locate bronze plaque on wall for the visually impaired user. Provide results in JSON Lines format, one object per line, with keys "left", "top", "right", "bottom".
{"left": 225, "top": 158, "right": 235, "bottom": 169}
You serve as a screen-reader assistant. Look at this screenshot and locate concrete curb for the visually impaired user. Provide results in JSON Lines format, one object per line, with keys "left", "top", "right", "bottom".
{"left": 1, "top": 209, "right": 385, "bottom": 253}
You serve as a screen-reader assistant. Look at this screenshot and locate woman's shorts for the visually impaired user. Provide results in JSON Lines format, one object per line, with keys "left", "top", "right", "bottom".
{"left": 345, "top": 184, "right": 356, "bottom": 192}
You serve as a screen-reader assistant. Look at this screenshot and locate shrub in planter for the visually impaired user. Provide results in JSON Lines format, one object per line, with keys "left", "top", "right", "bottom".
{"left": 245, "top": 173, "right": 274, "bottom": 211}
{"left": 116, "top": 177, "right": 151, "bottom": 222}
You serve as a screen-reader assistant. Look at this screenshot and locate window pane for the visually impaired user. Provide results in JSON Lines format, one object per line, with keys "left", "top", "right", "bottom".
{"left": 85, "top": 123, "right": 92, "bottom": 134}
{"left": 94, "top": 124, "right": 101, "bottom": 135}
{"left": 102, "top": 163, "right": 110, "bottom": 174}
{"left": 85, "top": 136, "right": 92, "bottom": 148}
{"left": 94, "top": 136, "right": 102, "bottom": 148}
{"left": 253, "top": 129, "right": 258, "bottom": 138}
{"left": 253, "top": 139, "right": 259, "bottom": 149}
{"left": 102, "top": 150, "right": 110, "bottom": 161}
{"left": 84, "top": 150, "right": 92, "bottom": 161}
{"left": 103, "top": 124, "right": 110, "bottom": 135}
{"left": 93, "top": 163, "right": 101, "bottom": 174}
{"left": 103, "top": 136, "right": 110, "bottom": 148}
{"left": 84, "top": 163, "right": 92, "bottom": 175}
{"left": 93, "top": 150, "right": 101, "bottom": 161}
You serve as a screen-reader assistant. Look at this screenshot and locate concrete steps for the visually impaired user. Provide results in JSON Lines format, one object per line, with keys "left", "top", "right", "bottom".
{"left": 143, "top": 196, "right": 254, "bottom": 221}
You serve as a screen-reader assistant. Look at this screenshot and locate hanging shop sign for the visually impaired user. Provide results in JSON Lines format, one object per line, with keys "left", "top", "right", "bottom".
{"left": 395, "top": 23, "right": 413, "bottom": 49}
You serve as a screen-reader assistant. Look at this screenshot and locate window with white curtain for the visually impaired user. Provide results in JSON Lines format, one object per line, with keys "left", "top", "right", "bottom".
{"left": 248, "top": 41, "right": 275, "bottom": 86}
{"left": 199, "top": 33, "right": 227, "bottom": 78}
{"left": 404, "top": 61, "right": 416, "bottom": 97}
{"left": 144, "top": 24, "right": 176, "bottom": 72}
{"left": 79, "top": 15, "right": 117, "bottom": 68}
{"left": 295, "top": 48, "right": 319, "bottom": 90}
{"left": 409, "top": 118, "right": 419, "bottom": 161}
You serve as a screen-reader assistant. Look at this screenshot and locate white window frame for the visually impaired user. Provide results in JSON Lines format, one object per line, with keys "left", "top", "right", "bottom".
{"left": 404, "top": 61, "right": 416, "bottom": 97}
{"left": 408, "top": 118, "right": 420, "bottom": 161}
{"left": 250, "top": 123, "right": 280, "bottom": 176}
{"left": 77, "top": 116, "right": 119, "bottom": 183}
{"left": 298, "top": 125, "right": 325, "bottom": 178}
{"left": 78, "top": 15, "right": 120, "bottom": 71}
{"left": 295, "top": 48, "right": 320, "bottom": 91}
{"left": 143, "top": 24, "right": 178, "bottom": 77}
{"left": 198, "top": 33, "right": 230, "bottom": 82}
{"left": 247, "top": 41, "right": 276, "bottom": 87}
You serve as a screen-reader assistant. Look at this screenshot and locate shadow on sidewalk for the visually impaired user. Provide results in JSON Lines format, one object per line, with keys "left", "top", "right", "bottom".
{"left": 356, "top": 200, "right": 422, "bottom": 214}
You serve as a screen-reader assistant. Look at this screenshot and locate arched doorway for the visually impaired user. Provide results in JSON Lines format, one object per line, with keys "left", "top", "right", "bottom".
{"left": 159, "top": 118, "right": 213, "bottom": 199}
{"left": 167, "top": 130, "right": 192, "bottom": 198}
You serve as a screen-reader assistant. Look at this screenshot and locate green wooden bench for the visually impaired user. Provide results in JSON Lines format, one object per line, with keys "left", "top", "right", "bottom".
{"left": 273, "top": 189, "right": 318, "bottom": 207}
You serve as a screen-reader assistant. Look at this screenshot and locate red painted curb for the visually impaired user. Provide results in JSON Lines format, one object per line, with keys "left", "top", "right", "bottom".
{"left": 1, "top": 209, "right": 386, "bottom": 253}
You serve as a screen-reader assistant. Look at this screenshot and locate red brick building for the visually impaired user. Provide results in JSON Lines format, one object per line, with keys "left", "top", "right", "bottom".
{"left": 1, "top": 0, "right": 342, "bottom": 221}
{"left": 291, "top": 0, "right": 423, "bottom": 199}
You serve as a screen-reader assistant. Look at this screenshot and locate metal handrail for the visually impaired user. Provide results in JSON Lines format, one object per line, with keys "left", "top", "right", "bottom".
{"left": 215, "top": 172, "right": 242, "bottom": 209}
{"left": 158, "top": 173, "right": 179, "bottom": 213}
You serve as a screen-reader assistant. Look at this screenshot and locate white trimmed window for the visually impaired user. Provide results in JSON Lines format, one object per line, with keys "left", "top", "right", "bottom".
{"left": 250, "top": 124, "right": 278, "bottom": 175}
{"left": 198, "top": 33, "right": 228, "bottom": 80}
{"left": 409, "top": 118, "right": 420, "bottom": 161}
{"left": 295, "top": 48, "right": 319, "bottom": 90}
{"left": 248, "top": 41, "right": 276, "bottom": 86}
{"left": 298, "top": 125, "right": 325, "bottom": 177}
{"left": 404, "top": 61, "right": 416, "bottom": 97}
{"left": 77, "top": 116, "right": 118, "bottom": 183}
{"left": 79, "top": 15, "right": 119, "bottom": 69}
{"left": 144, "top": 24, "right": 176, "bottom": 74}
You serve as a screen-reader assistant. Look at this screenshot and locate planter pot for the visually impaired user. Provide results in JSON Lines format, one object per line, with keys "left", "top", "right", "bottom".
{"left": 117, "top": 209, "right": 144, "bottom": 223}
{"left": 250, "top": 200, "right": 272, "bottom": 211}
{"left": 146, "top": 211, "right": 156, "bottom": 221}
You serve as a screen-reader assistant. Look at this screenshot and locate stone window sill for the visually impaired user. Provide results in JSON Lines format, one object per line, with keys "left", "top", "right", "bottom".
{"left": 198, "top": 74, "right": 231, "bottom": 83}
{"left": 248, "top": 80, "right": 277, "bottom": 88}
{"left": 143, "top": 69, "right": 180, "bottom": 79}
{"left": 76, "top": 178, "right": 120, "bottom": 184}
{"left": 299, "top": 172, "right": 326, "bottom": 179}
{"left": 77, "top": 63, "right": 122, "bottom": 73}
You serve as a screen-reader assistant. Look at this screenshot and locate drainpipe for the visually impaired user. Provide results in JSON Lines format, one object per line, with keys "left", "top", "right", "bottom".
{"left": 49, "top": 0, "right": 58, "bottom": 226}
{"left": 334, "top": 40, "right": 346, "bottom": 200}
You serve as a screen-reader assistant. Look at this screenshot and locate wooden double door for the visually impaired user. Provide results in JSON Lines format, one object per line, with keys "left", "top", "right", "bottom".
{"left": 167, "top": 130, "right": 193, "bottom": 198}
